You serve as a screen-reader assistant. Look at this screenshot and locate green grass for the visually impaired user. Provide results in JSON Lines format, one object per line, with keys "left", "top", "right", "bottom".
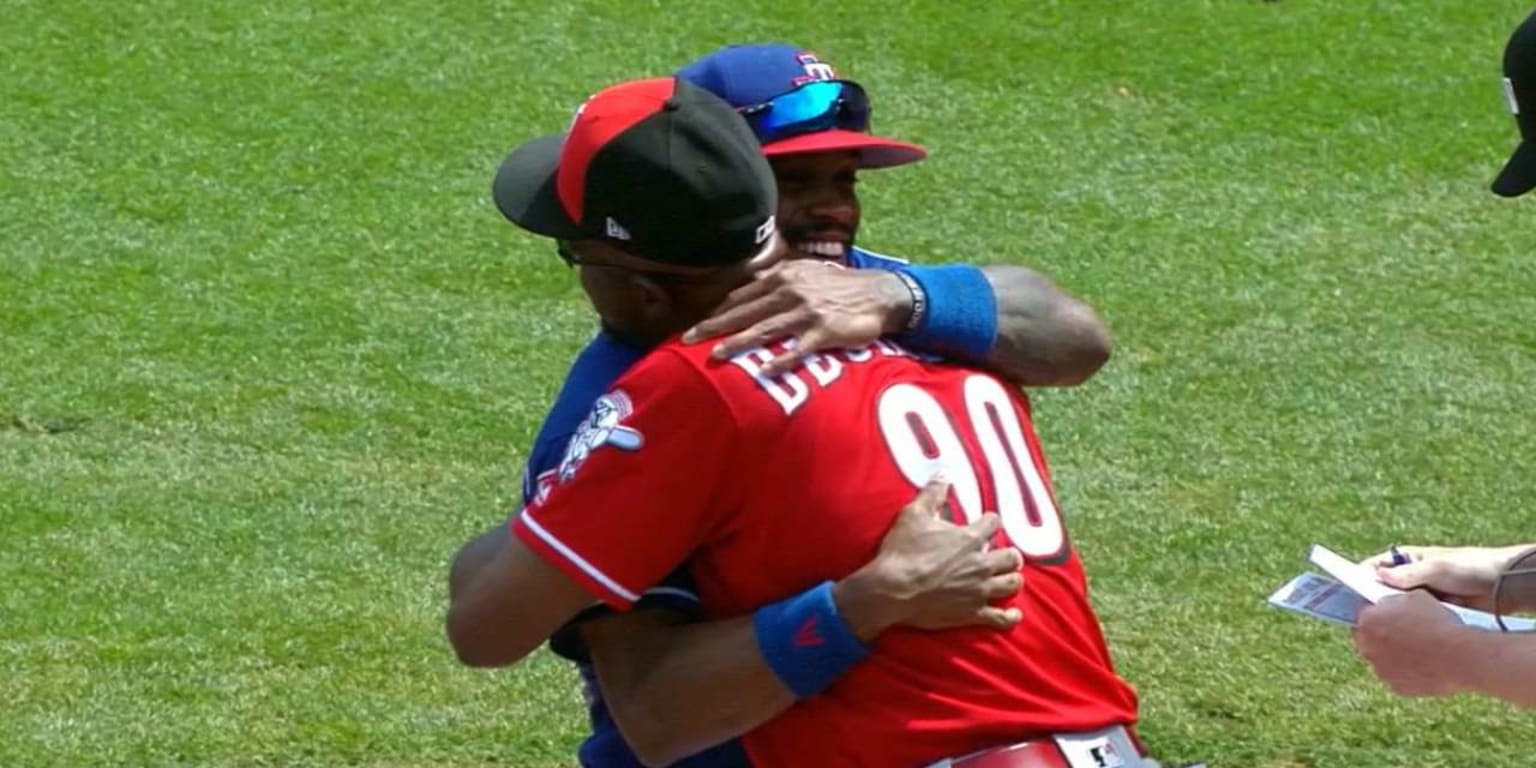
{"left": 4, "top": 0, "right": 1535, "bottom": 766}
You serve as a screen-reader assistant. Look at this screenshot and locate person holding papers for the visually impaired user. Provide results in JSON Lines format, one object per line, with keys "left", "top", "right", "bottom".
{"left": 1353, "top": 545, "right": 1536, "bottom": 707}
{"left": 1349, "top": 7, "right": 1536, "bottom": 710}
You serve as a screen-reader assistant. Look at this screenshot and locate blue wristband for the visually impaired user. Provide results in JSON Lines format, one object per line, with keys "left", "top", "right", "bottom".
{"left": 753, "top": 581, "right": 870, "bottom": 699}
{"left": 897, "top": 264, "right": 998, "bottom": 361}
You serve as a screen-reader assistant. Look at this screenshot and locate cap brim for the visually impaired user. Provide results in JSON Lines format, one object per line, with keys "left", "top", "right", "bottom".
{"left": 492, "top": 133, "right": 585, "bottom": 237}
{"left": 762, "top": 129, "right": 928, "bottom": 170}
{"left": 1492, "top": 140, "right": 1536, "bottom": 198}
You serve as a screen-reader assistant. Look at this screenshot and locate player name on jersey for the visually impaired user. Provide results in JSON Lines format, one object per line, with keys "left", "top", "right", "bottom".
{"left": 730, "top": 338, "right": 920, "bottom": 415}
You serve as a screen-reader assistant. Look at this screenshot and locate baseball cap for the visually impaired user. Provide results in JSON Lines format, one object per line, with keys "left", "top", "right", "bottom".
{"left": 1493, "top": 10, "right": 1536, "bottom": 198}
{"left": 493, "top": 77, "right": 777, "bottom": 267}
{"left": 676, "top": 43, "right": 927, "bottom": 169}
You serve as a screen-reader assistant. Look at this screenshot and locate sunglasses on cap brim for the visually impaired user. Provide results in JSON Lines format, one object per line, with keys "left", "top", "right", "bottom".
{"left": 738, "top": 81, "right": 871, "bottom": 145}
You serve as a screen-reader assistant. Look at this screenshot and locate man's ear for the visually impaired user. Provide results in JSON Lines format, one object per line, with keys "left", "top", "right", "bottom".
{"left": 628, "top": 274, "right": 675, "bottom": 322}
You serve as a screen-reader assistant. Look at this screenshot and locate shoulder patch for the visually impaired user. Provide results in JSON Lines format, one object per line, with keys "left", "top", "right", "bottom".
{"left": 555, "top": 390, "right": 645, "bottom": 483}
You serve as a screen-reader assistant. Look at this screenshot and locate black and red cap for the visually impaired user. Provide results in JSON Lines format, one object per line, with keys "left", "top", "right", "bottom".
{"left": 493, "top": 77, "right": 778, "bottom": 266}
{"left": 1494, "top": 9, "right": 1536, "bottom": 198}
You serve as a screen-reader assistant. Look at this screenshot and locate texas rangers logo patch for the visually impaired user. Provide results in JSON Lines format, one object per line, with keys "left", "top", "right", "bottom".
{"left": 556, "top": 390, "right": 645, "bottom": 483}
{"left": 791, "top": 51, "right": 837, "bottom": 86}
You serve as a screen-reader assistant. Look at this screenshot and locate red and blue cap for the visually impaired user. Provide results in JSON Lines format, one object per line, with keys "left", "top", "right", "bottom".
{"left": 675, "top": 44, "right": 927, "bottom": 169}
{"left": 492, "top": 77, "right": 777, "bottom": 267}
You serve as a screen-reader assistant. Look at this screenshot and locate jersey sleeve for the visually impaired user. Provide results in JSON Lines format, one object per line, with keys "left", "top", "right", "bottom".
{"left": 846, "top": 246, "right": 912, "bottom": 270}
{"left": 520, "top": 333, "right": 647, "bottom": 506}
{"left": 512, "top": 349, "right": 737, "bottom": 610}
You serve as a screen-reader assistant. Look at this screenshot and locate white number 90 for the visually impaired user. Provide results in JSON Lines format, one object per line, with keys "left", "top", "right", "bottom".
{"left": 877, "top": 375, "right": 1066, "bottom": 559}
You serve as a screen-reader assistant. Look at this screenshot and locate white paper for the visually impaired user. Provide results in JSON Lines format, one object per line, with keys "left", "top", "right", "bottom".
{"left": 1267, "top": 572, "right": 1369, "bottom": 626}
{"left": 1444, "top": 603, "right": 1535, "bottom": 632}
{"left": 1268, "top": 545, "right": 1536, "bottom": 632}
{"left": 1307, "top": 544, "right": 1401, "bottom": 604}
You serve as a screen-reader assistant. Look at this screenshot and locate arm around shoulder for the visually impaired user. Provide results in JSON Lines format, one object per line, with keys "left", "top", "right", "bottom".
{"left": 979, "top": 264, "right": 1112, "bottom": 387}
{"left": 445, "top": 522, "right": 595, "bottom": 668}
{"left": 891, "top": 261, "right": 1111, "bottom": 387}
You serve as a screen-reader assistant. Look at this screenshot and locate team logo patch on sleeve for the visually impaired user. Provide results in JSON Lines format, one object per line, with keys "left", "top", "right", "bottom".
{"left": 555, "top": 390, "right": 645, "bottom": 482}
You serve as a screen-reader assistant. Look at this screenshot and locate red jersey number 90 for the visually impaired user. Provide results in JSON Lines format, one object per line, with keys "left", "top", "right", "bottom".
{"left": 877, "top": 374, "right": 1066, "bottom": 560}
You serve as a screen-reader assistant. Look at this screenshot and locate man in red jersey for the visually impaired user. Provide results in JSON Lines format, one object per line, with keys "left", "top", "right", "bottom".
{"left": 451, "top": 75, "right": 1177, "bottom": 768}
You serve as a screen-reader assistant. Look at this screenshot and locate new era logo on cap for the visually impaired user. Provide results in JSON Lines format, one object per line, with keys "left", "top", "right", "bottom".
{"left": 492, "top": 77, "right": 778, "bottom": 266}
{"left": 605, "top": 217, "right": 631, "bottom": 241}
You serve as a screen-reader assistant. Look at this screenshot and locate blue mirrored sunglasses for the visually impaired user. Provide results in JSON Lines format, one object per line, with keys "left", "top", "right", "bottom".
{"left": 738, "top": 81, "right": 871, "bottom": 145}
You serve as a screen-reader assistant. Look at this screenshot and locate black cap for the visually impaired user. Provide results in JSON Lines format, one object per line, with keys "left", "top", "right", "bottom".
{"left": 1494, "top": 10, "right": 1536, "bottom": 198}
{"left": 493, "top": 77, "right": 778, "bottom": 266}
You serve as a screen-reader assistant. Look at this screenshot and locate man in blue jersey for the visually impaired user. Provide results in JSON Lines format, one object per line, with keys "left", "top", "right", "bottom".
{"left": 449, "top": 45, "right": 1115, "bottom": 767}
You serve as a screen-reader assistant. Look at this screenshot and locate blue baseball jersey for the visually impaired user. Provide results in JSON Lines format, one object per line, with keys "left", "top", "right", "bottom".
{"left": 521, "top": 248, "right": 909, "bottom": 768}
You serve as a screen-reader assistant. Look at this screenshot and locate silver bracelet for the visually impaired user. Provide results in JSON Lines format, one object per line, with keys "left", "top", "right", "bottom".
{"left": 892, "top": 271, "right": 928, "bottom": 332}
{"left": 1495, "top": 546, "right": 1536, "bottom": 632}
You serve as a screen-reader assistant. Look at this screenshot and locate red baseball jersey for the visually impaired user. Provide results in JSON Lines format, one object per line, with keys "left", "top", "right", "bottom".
{"left": 515, "top": 337, "right": 1139, "bottom": 768}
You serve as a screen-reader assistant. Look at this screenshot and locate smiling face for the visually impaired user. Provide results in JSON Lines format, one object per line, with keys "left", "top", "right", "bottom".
{"left": 769, "top": 151, "right": 862, "bottom": 264}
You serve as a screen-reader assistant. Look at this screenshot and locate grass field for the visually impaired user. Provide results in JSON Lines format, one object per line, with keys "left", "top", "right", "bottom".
{"left": 5, "top": 1, "right": 1536, "bottom": 766}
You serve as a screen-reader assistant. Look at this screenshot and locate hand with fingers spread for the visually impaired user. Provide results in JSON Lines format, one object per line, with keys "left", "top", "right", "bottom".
{"left": 833, "top": 474, "right": 1025, "bottom": 641}
{"left": 682, "top": 259, "right": 915, "bottom": 377}
{"left": 1361, "top": 544, "right": 1536, "bottom": 612}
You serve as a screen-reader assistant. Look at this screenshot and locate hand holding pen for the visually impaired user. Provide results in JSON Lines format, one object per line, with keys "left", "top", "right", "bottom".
{"left": 1361, "top": 544, "right": 1536, "bottom": 613}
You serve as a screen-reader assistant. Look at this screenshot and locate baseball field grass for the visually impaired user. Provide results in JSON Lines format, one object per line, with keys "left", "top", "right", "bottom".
{"left": 4, "top": 1, "right": 1535, "bottom": 766}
